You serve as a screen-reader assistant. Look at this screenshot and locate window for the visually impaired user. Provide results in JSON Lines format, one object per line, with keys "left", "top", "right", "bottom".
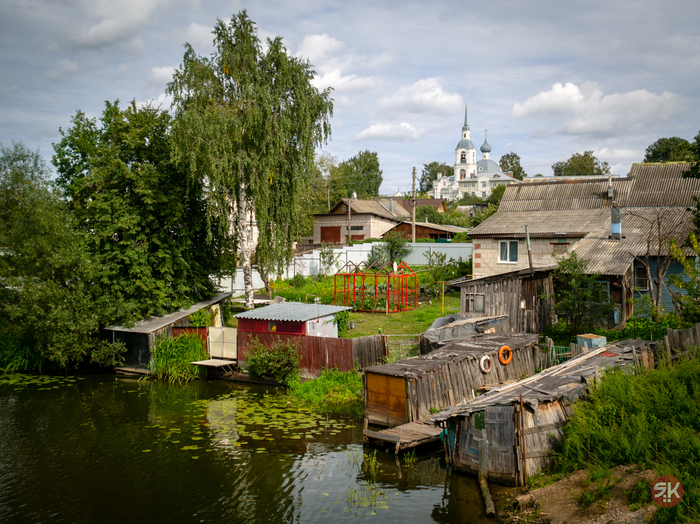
{"left": 481, "top": 181, "right": 486, "bottom": 188}
{"left": 460, "top": 169, "right": 466, "bottom": 179}
{"left": 350, "top": 226, "right": 363, "bottom": 231}
{"left": 471, "top": 192, "right": 475, "bottom": 196}
{"left": 464, "top": 293, "right": 485, "bottom": 314}
{"left": 471, "top": 182, "right": 476, "bottom": 188}
{"left": 482, "top": 191, "right": 486, "bottom": 197}
{"left": 499, "top": 240, "right": 518, "bottom": 263}
{"left": 635, "top": 266, "right": 648, "bottom": 291}
{"left": 460, "top": 152, "right": 466, "bottom": 163}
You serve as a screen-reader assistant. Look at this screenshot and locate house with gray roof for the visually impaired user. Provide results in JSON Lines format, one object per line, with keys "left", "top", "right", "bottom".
{"left": 313, "top": 197, "right": 410, "bottom": 243}
{"left": 466, "top": 162, "right": 699, "bottom": 325}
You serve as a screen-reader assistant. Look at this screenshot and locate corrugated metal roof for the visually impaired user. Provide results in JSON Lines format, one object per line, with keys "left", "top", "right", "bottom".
{"left": 105, "top": 292, "right": 233, "bottom": 334}
{"left": 395, "top": 221, "right": 469, "bottom": 234}
{"left": 629, "top": 163, "right": 690, "bottom": 180}
{"left": 235, "top": 302, "right": 351, "bottom": 322}
{"left": 323, "top": 198, "right": 411, "bottom": 222}
{"left": 572, "top": 207, "right": 695, "bottom": 275}
{"left": 395, "top": 199, "right": 447, "bottom": 212}
{"left": 470, "top": 209, "right": 609, "bottom": 237}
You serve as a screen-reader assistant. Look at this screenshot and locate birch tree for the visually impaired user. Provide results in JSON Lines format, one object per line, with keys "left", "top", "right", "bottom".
{"left": 167, "top": 11, "right": 333, "bottom": 308}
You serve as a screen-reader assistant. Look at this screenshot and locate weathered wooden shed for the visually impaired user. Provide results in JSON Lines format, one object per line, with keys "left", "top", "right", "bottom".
{"left": 458, "top": 267, "right": 556, "bottom": 334}
{"left": 433, "top": 339, "right": 653, "bottom": 486}
{"left": 104, "top": 292, "right": 232, "bottom": 372}
{"left": 363, "top": 333, "right": 540, "bottom": 427}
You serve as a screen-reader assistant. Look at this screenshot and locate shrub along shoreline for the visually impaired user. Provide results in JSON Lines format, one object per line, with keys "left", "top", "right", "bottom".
{"left": 550, "top": 357, "right": 700, "bottom": 523}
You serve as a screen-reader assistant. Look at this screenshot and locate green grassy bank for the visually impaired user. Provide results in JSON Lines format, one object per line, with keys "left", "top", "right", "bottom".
{"left": 552, "top": 357, "right": 700, "bottom": 523}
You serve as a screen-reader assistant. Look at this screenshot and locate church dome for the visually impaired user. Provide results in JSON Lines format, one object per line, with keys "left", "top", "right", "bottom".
{"left": 477, "top": 159, "right": 501, "bottom": 173}
{"left": 480, "top": 138, "right": 491, "bottom": 153}
{"left": 457, "top": 138, "right": 476, "bottom": 150}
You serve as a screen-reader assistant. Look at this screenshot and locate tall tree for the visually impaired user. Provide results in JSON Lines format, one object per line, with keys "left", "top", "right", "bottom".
{"left": 552, "top": 151, "right": 610, "bottom": 177}
{"left": 167, "top": 11, "right": 333, "bottom": 308}
{"left": 53, "top": 101, "right": 224, "bottom": 319}
{"left": 331, "top": 150, "right": 382, "bottom": 199}
{"left": 419, "top": 161, "right": 451, "bottom": 193}
{"left": 1, "top": 142, "right": 124, "bottom": 368}
{"left": 498, "top": 152, "right": 526, "bottom": 180}
{"left": 644, "top": 137, "right": 692, "bottom": 163}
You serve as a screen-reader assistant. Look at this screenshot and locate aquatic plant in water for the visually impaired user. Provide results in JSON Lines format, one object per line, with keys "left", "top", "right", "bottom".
{"left": 151, "top": 333, "right": 207, "bottom": 383}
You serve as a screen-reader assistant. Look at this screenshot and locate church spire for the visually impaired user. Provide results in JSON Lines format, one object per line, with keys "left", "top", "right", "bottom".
{"left": 462, "top": 104, "right": 470, "bottom": 131}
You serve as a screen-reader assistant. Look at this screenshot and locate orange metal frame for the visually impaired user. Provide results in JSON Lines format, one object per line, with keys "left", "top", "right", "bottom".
{"left": 334, "top": 260, "right": 417, "bottom": 313}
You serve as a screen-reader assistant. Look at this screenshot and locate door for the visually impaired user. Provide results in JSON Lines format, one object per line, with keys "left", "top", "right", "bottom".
{"left": 320, "top": 226, "right": 341, "bottom": 243}
{"left": 366, "top": 373, "right": 408, "bottom": 427}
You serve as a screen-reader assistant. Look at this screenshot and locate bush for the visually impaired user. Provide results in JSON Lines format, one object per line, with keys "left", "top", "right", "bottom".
{"left": 553, "top": 359, "right": 700, "bottom": 523}
{"left": 151, "top": 333, "right": 207, "bottom": 383}
{"left": 289, "top": 273, "right": 307, "bottom": 288}
{"left": 188, "top": 308, "right": 213, "bottom": 327}
{"left": 334, "top": 310, "right": 350, "bottom": 337}
{"left": 244, "top": 338, "right": 301, "bottom": 385}
{"left": 288, "top": 368, "right": 362, "bottom": 405}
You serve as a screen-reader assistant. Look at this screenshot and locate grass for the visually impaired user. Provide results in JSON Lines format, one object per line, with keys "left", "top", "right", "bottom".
{"left": 552, "top": 357, "right": 700, "bottom": 523}
{"left": 288, "top": 368, "right": 363, "bottom": 406}
{"left": 151, "top": 333, "right": 207, "bottom": 383}
{"left": 0, "top": 333, "right": 48, "bottom": 373}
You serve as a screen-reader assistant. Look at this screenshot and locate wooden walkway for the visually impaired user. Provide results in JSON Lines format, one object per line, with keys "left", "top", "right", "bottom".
{"left": 363, "top": 418, "right": 442, "bottom": 453}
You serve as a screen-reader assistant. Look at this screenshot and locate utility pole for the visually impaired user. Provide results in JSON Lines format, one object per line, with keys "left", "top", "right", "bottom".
{"left": 412, "top": 167, "right": 416, "bottom": 243}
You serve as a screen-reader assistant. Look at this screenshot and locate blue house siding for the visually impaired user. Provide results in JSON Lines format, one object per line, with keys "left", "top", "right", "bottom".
{"left": 632, "top": 258, "right": 690, "bottom": 315}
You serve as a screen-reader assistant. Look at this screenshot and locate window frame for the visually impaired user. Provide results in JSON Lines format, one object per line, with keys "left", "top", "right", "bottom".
{"left": 634, "top": 266, "right": 649, "bottom": 291}
{"left": 498, "top": 240, "right": 519, "bottom": 263}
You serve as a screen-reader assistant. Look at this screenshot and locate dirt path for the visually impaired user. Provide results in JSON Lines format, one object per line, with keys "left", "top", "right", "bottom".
{"left": 499, "top": 466, "right": 659, "bottom": 524}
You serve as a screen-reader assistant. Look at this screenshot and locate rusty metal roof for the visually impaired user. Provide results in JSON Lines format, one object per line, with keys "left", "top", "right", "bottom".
{"left": 105, "top": 292, "right": 233, "bottom": 334}
{"left": 235, "top": 302, "right": 351, "bottom": 322}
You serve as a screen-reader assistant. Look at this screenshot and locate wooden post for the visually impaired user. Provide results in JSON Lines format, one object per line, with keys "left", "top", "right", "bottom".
{"left": 395, "top": 428, "right": 402, "bottom": 455}
{"left": 520, "top": 394, "right": 528, "bottom": 484}
{"left": 665, "top": 335, "right": 672, "bottom": 363}
{"left": 479, "top": 438, "right": 496, "bottom": 518}
{"left": 632, "top": 345, "right": 639, "bottom": 372}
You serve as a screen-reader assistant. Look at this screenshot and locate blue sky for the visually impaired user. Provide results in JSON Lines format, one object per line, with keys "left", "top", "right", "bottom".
{"left": 1, "top": 0, "right": 698, "bottom": 194}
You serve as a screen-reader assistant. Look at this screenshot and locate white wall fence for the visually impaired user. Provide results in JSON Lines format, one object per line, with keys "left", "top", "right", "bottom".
{"left": 217, "top": 242, "right": 473, "bottom": 296}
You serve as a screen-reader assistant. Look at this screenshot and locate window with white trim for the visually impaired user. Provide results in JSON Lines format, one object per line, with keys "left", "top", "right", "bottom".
{"left": 499, "top": 240, "right": 519, "bottom": 263}
{"left": 635, "top": 266, "right": 648, "bottom": 291}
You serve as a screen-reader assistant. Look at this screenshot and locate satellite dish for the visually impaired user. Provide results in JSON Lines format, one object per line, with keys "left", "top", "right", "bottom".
{"left": 393, "top": 261, "right": 398, "bottom": 272}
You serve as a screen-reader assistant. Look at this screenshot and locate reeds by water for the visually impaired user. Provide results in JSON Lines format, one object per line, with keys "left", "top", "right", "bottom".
{"left": 151, "top": 333, "right": 207, "bottom": 383}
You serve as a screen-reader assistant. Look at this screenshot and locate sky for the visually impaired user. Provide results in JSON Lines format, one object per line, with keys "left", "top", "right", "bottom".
{"left": 1, "top": 0, "right": 698, "bottom": 195}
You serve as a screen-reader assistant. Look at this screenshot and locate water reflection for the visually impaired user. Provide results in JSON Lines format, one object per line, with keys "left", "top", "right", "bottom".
{"left": 0, "top": 374, "right": 494, "bottom": 523}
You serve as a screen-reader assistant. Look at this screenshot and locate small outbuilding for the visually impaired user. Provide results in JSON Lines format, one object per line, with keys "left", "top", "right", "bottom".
{"left": 235, "top": 302, "right": 352, "bottom": 338}
{"left": 383, "top": 221, "right": 469, "bottom": 240}
{"left": 363, "top": 333, "right": 540, "bottom": 427}
{"left": 104, "top": 292, "right": 232, "bottom": 371}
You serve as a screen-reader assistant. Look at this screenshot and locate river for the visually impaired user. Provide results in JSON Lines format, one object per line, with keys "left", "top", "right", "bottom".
{"left": 0, "top": 373, "right": 499, "bottom": 523}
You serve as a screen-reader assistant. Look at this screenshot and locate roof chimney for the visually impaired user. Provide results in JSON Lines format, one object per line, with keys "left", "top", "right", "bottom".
{"left": 507, "top": 171, "right": 514, "bottom": 178}
{"left": 611, "top": 202, "right": 621, "bottom": 241}
{"left": 607, "top": 174, "right": 613, "bottom": 198}
{"left": 389, "top": 199, "right": 394, "bottom": 213}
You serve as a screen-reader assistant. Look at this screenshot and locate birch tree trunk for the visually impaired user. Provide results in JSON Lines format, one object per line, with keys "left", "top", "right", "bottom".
{"left": 238, "top": 184, "right": 257, "bottom": 309}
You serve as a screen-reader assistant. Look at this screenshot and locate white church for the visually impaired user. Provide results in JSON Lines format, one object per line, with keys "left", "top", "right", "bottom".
{"left": 432, "top": 104, "right": 520, "bottom": 201}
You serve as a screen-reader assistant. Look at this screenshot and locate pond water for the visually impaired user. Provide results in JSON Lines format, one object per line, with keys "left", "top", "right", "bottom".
{"left": 0, "top": 374, "right": 500, "bottom": 523}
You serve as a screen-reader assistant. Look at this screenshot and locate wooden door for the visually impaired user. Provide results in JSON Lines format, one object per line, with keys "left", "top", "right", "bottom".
{"left": 320, "top": 226, "right": 340, "bottom": 243}
{"left": 485, "top": 406, "right": 516, "bottom": 485}
{"left": 365, "top": 373, "right": 408, "bottom": 427}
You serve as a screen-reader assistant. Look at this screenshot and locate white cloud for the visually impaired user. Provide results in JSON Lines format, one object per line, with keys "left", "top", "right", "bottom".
{"left": 295, "top": 34, "right": 344, "bottom": 64}
{"left": 356, "top": 123, "right": 423, "bottom": 141}
{"left": 0, "top": 84, "right": 20, "bottom": 96}
{"left": 46, "top": 60, "right": 78, "bottom": 80}
{"left": 513, "top": 82, "right": 690, "bottom": 137}
{"left": 137, "top": 92, "right": 173, "bottom": 110}
{"left": 148, "top": 66, "right": 176, "bottom": 88}
{"left": 184, "top": 22, "right": 214, "bottom": 52}
{"left": 312, "top": 69, "right": 378, "bottom": 92}
{"left": 376, "top": 78, "right": 462, "bottom": 116}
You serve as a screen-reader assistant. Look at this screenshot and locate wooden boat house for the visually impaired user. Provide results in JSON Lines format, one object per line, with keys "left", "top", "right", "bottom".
{"left": 363, "top": 333, "right": 540, "bottom": 427}
{"left": 432, "top": 339, "right": 654, "bottom": 486}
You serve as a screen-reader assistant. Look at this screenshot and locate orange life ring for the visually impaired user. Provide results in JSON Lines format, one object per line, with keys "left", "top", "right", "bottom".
{"left": 498, "top": 345, "right": 513, "bottom": 365}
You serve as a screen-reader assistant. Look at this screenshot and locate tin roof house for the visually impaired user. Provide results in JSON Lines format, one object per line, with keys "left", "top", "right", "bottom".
{"left": 465, "top": 163, "right": 700, "bottom": 328}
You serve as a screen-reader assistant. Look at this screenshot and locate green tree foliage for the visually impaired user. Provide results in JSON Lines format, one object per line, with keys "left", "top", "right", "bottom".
{"left": 419, "top": 161, "right": 451, "bottom": 193}
{"left": 331, "top": 150, "right": 383, "bottom": 199}
{"left": 0, "top": 142, "right": 124, "bottom": 368}
{"left": 166, "top": 11, "right": 333, "bottom": 308}
{"left": 485, "top": 184, "right": 506, "bottom": 206}
{"left": 414, "top": 205, "right": 442, "bottom": 224}
{"left": 644, "top": 136, "right": 692, "bottom": 163}
{"left": 53, "top": 101, "right": 222, "bottom": 319}
{"left": 552, "top": 151, "right": 611, "bottom": 177}
{"left": 498, "top": 152, "right": 526, "bottom": 180}
{"left": 384, "top": 230, "right": 411, "bottom": 263}
{"left": 551, "top": 252, "right": 614, "bottom": 337}
{"left": 669, "top": 234, "right": 700, "bottom": 323}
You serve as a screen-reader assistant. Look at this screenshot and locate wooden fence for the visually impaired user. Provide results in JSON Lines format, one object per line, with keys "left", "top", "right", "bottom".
{"left": 541, "top": 337, "right": 591, "bottom": 368}
{"left": 237, "top": 332, "right": 388, "bottom": 378}
{"left": 385, "top": 334, "right": 421, "bottom": 361}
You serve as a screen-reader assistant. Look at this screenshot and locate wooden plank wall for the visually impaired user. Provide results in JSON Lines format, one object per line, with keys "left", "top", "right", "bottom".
{"left": 405, "top": 345, "right": 540, "bottom": 422}
{"left": 461, "top": 274, "right": 555, "bottom": 334}
{"left": 664, "top": 322, "right": 700, "bottom": 361}
{"left": 353, "top": 335, "right": 387, "bottom": 369}
{"left": 237, "top": 332, "right": 387, "bottom": 377}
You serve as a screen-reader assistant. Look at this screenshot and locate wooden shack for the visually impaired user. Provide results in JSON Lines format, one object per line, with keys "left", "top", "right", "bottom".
{"left": 363, "top": 333, "right": 540, "bottom": 427}
{"left": 458, "top": 267, "right": 556, "bottom": 334}
{"left": 432, "top": 339, "right": 653, "bottom": 486}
